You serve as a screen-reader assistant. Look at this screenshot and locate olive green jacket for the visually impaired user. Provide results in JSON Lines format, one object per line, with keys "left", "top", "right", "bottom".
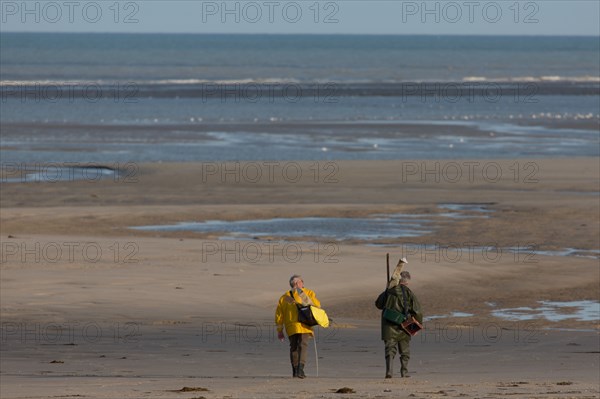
{"left": 376, "top": 284, "right": 423, "bottom": 341}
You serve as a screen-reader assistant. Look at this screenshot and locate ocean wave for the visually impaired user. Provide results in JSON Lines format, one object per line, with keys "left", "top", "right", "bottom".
{"left": 0, "top": 78, "right": 302, "bottom": 87}
{"left": 3, "top": 75, "right": 600, "bottom": 87}
{"left": 463, "top": 76, "right": 600, "bottom": 83}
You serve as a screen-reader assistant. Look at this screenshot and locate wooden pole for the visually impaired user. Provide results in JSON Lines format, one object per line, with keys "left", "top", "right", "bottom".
{"left": 386, "top": 253, "right": 390, "bottom": 287}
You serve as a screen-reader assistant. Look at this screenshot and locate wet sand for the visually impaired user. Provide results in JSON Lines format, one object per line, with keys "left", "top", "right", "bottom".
{"left": 1, "top": 158, "right": 599, "bottom": 398}
{"left": 2, "top": 118, "right": 598, "bottom": 163}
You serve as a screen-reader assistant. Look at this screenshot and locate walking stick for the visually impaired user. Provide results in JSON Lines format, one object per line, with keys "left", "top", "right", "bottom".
{"left": 386, "top": 253, "right": 390, "bottom": 286}
{"left": 313, "top": 335, "right": 319, "bottom": 377}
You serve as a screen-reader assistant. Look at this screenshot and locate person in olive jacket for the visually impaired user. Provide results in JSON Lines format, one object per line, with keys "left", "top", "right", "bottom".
{"left": 376, "top": 259, "right": 423, "bottom": 378}
{"left": 275, "top": 274, "right": 321, "bottom": 379}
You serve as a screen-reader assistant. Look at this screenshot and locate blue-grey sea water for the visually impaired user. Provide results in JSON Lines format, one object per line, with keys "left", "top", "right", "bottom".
{"left": 1, "top": 33, "right": 599, "bottom": 162}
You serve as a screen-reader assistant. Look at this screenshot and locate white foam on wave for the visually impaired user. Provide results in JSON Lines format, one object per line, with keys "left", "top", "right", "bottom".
{"left": 462, "top": 75, "right": 600, "bottom": 83}
{"left": 0, "top": 79, "right": 107, "bottom": 86}
{"left": 3, "top": 75, "right": 599, "bottom": 87}
{"left": 0, "top": 78, "right": 303, "bottom": 87}
{"left": 462, "top": 76, "right": 488, "bottom": 82}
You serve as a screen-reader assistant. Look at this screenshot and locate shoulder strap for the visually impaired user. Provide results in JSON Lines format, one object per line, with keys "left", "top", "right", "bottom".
{"left": 290, "top": 290, "right": 303, "bottom": 307}
{"left": 291, "top": 288, "right": 314, "bottom": 306}
{"left": 401, "top": 285, "right": 409, "bottom": 317}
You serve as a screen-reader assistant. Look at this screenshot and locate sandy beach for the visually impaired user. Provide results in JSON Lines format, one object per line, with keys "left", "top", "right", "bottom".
{"left": 1, "top": 158, "right": 599, "bottom": 398}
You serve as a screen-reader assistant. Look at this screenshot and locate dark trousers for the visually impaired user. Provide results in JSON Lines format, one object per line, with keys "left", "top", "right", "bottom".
{"left": 289, "top": 333, "right": 310, "bottom": 366}
{"left": 385, "top": 338, "right": 410, "bottom": 375}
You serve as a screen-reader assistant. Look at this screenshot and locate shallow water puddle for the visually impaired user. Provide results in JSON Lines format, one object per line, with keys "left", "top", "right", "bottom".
{"left": 437, "top": 203, "right": 494, "bottom": 218}
{"left": 131, "top": 204, "right": 493, "bottom": 240}
{"left": 131, "top": 214, "right": 435, "bottom": 240}
{"left": 2, "top": 165, "right": 117, "bottom": 183}
{"left": 425, "top": 312, "right": 475, "bottom": 321}
{"left": 491, "top": 300, "right": 600, "bottom": 322}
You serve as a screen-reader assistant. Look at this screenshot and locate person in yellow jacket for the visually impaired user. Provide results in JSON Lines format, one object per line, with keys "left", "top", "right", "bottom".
{"left": 275, "top": 274, "right": 321, "bottom": 379}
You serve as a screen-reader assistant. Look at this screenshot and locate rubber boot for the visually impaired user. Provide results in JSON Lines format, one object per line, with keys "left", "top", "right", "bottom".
{"left": 400, "top": 356, "right": 409, "bottom": 378}
{"left": 292, "top": 365, "right": 298, "bottom": 378}
{"left": 385, "top": 356, "right": 393, "bottom": 378}
{"left": 297, "top": 363, "right": 306, "bottom": 379}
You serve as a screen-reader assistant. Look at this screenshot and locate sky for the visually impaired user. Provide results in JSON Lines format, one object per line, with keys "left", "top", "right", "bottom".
{"left": 0, "top": 0, "right": 599, "bottom": 35}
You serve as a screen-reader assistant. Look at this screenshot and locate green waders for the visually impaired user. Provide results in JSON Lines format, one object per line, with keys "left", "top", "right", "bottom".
{"left": 384, "top": 337, "right": 411, "bottom": 377}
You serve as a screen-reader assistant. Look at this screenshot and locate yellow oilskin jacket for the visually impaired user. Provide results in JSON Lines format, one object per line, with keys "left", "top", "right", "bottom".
{"left": 275, "top": 289, "right": 321, "bottom": 336}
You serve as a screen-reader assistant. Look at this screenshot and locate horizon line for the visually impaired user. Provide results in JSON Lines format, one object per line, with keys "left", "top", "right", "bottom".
{"left": 1, "top": 31, "right": 599, "bottom": 37}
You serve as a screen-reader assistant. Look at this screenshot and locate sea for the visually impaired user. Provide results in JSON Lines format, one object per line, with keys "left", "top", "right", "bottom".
{"left": 1, "top": 33, "right": 599, "bottom": 163}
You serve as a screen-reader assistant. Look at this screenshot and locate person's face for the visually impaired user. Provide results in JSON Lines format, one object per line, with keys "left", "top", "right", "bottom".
{"left": 295, "top": 279, "right": 304, "bottom": 289}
